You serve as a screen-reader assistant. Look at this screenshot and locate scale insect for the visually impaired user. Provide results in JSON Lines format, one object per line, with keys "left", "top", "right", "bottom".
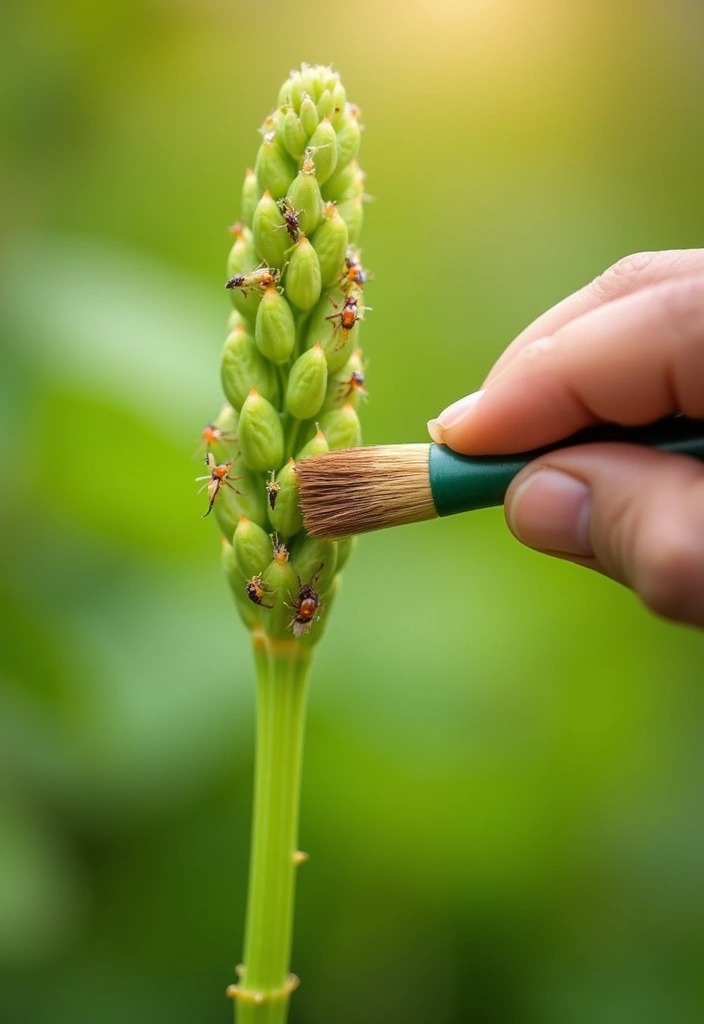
{"left": 196, "top": 453, "right": 243, "bottom": 517}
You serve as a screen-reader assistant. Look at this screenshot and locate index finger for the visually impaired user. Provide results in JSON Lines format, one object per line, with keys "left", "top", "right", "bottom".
{"left": 440, "top": 273, "right": 704, "bottom": 454}
{"left": 483, "top": 249, "right": 704, "bottom": 385}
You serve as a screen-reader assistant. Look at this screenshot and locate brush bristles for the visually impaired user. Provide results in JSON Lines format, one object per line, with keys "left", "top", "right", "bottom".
{"left": 297, "top": 445, "right": 436, "bottom": 538}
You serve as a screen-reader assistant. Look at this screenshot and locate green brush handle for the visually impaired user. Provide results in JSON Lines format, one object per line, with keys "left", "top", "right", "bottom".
{"left": 429, "top": 415, "right": 704, "bottom": 518}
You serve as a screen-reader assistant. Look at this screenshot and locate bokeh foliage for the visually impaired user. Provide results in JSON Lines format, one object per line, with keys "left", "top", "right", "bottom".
{"left": 1, "top": 1, "right": 704, "bottom": 1022}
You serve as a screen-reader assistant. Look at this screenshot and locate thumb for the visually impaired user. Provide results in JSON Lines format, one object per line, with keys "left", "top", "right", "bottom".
{"left": 504, "top": 445, "right": 704, "bottom": 629}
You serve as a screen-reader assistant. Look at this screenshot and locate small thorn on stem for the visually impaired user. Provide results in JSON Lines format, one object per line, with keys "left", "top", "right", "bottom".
{"left": 293, "top": 850, "right": 309, "bottom": 865}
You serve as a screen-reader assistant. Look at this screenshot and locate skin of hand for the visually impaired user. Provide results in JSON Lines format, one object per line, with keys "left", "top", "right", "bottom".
{"left": 427, "top": 250, "right": 704, "bottom": 629}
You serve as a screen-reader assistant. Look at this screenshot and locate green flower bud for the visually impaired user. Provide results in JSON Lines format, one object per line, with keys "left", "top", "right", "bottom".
{"left": 233, "top": 515, "right": 272, "bottom": 579}
{"left": 331, "top": 82, "right": 347, "bottom": 127}
{"left": 307, "top": 119, "right": 337, "bottom": 185}
{"left": 282, "top": 108, "right": 307, "bottom": 161}
{"left": 254, "top": 132, "right": 297, "bottom": 200}
{"left": 226, "top": 224, "right": 258, "bottom": 318}
{"left": 322, "top": 159, "right": 358, "bottom": 204}
{"left": 221, "top": 325, "right": 278, "bottom": 411}
{"left": 241, "top": 169, "right": 261, "bottom": 228}
{"left": 214, "top": 401, "right": 239, "bottom": 437}
{"left": 252, "top": 191, "right": 291, "bottom": 269}
{"left": 337, "top": 195, "right": 363, "bottom": 245}
{"left": 317, "top": 403, "right": 362, "bottom": 450}
{"left": 316, "top": 89, "right": 334, "bottom": 120}
{"left": 259, "top": 109, "right": 285, "bottom": 138}
{"left": 286, "top": 343, "right": 327, "bottom": 419}
{"left": 238, "top": 388, "right": 284, "bottom": 472}
{"left": 323, "top": 68, "right": 340, "bottom": 92}
{"left": 285, "top": 236, "right": 322, "bottom": 312}
{"left": 290, "top": 534, "right": 337, "bottom": 593}
{"left": 289, "top": 75, "right": 304, "bottom": 112}
{"left": 321, "top": 347, "right": 365, "bottom": 411}
{"left": 214, "top": 468, "right": 268, "bottom": 539}
{"left": 255, "top": 286, "right": 295, "bottom": 363}
{"left": 300, "top": 65, "right": 319, "bottom": 101}
{"left": 311, "top": 203, "right": 349, "bottom": 288}
{"left": 335, "top": 106, "right": 362, "bottom": 166}
{"left": 288, "top": 166, "right": 322, "bottom": 237}
{"left": 222, "top": 537, "right": 261, "bottom": 630}
{"left": 295, "top": 425, "right": 329, "bottom": 461}
{"left": 227, "top": 308, "right": 243, "bottom": 332}
{"left": 261, "top": 542, "right": 300, "bottom": 639}
{"left": 334, "top": 535, "right": 356, "bottom": 571}
{"left": 268, "top": 459, "right": 303, "bottom": 538}
{"left": 299, "top": 93, "right": 319, "bottom": 137}
{"left": 278, "top": 78, "right": 293, "bottom": 108}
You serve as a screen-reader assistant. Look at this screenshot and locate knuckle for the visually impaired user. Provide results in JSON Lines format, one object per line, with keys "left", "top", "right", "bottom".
{"left": 655, "top": 274, "right": 704, "bottom": 336}
{"left": 633, "top": 527, "right": 704, "bottom": 624}
{"left": 589, "top": 251, "right": 660, "bottom": 302}
{"left": 516, "top": 335, "right": 555, "bottom": 367}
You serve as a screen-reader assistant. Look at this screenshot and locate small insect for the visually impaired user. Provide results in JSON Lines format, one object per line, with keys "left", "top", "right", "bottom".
{"left": 245, "top": 573, "right": 273, "bottom": 608}
{"left": 301, "top": 149, "right": 316, "bottom": 176}
{"left": 340, "top": 248, "right": 367, "bottom": 291}
{"left": 196, "top": 453, "right": 242, "bottom": 517}
{"left": 266, "top": 470, "right": 281, "bottom": 511}
{"left": 225, "top": 263, "right": 281, "bottom": 297}
{"left": 276, "top": 198, "right": 303, "bottom": 243}
{"left": 287, "top": 565, "right": 323, "bottom": 638}
{"left": 336, "top": 368, "right": 368, "bottom": 402}
{"left": 271, "top": 533, "right": 289, "bottom": 563}
{"left": 325, "top": 290, "right": 371, "bottom": 343}
{"left": 200, "top": 423, "right": 237, "bottom": 452}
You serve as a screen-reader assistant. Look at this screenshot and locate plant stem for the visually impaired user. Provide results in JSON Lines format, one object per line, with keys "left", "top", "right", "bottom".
{"left": 230, "top": 629, "right": 312, "bottom": 1024}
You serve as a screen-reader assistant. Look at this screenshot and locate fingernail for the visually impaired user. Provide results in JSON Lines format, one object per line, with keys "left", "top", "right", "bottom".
{"left": 508, "top": 468, "right": 593, "bottom": 557}
{"left": 427, "top": 390, "right": 484, "bottom": 444}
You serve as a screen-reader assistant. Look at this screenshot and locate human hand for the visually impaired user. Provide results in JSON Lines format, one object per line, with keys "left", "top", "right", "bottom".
{"left": 427, "top": 251, "right": 704, "bottom": 628}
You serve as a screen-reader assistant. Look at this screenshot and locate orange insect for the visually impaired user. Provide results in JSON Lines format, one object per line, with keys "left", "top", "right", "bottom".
{"left": 201, "top": 423, "right": 237, "bottom": 451}
{"left": 340, "top": 248, "right": 367, "bottom": 291}
{"left": 245, "top": 574, "right": 273, "bottom": 608}
{"left": 287, "top": 565, "right": 323, "bottom": 638}
{"left": 325, "top": 290, "right": 371, "bottom": 343}
{"left": 196, "top": 454, "right": 242, "bottom": 518}
{"left": 336, "top": 368, "right": 368, "bottom": 402}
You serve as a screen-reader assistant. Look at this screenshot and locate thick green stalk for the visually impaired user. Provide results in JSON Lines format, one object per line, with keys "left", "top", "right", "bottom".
{"left": 229, "top": 630, "right": 312, "bottom": 1024}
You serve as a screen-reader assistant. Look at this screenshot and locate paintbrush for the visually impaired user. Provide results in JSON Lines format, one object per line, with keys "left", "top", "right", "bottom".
{"left": 296, "top": 415, "right": 704, "bottom": 539}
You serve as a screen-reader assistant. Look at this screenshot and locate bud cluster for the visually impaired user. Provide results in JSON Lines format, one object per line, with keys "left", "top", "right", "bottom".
{"left": 200, "top": 64, "right": 369, "bottom": 646}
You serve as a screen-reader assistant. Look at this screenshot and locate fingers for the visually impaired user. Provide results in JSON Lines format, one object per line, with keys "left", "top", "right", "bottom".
{"left": 505, "top": 444, "right": 704, "bottom": 629}
{"left": 484, "top": 249, "right": 704, "bottom": 385}
{"left": 429, "top": 272, "right": 704, "bottom": 454}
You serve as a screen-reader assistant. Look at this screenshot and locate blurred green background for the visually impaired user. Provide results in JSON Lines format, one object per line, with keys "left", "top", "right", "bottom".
{"left": 2, "top": 1, "right": 704, "bottom": 1021}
